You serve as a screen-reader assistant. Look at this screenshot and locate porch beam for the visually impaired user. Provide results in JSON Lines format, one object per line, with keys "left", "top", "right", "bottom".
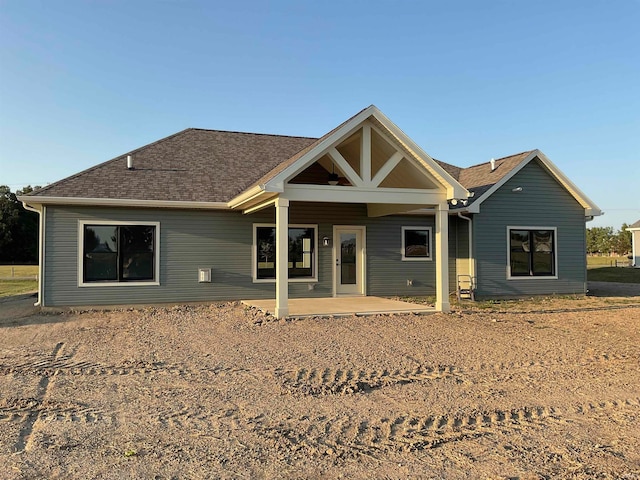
{"left": 328, "top": 147, "right": 363, "bottom": 187}
{"left": 370, "top": 151, "right": 403, "bottom": 187}
{"left": 275, "top": 198, "right": 289, "bottom": 318}
{"left": 435, "top": 202, "right": 450, "bottom": 313}
{"left": 284, "top": 184, "right": 446, "bottom": 205}
{"left": 361, "top": 124, "right": 371, "bottom": 184}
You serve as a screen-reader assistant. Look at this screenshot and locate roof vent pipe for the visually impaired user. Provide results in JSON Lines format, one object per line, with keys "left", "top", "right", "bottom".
{"left": 490, "top": 158, "right": 496, "bottom": 171}
{"left": 127, "top": 155, "right": 133, "bottom": 170}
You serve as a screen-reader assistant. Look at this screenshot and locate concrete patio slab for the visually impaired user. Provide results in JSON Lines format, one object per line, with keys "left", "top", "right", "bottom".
{"left": 242, "top": 296, "right": 435, "bottom": 318}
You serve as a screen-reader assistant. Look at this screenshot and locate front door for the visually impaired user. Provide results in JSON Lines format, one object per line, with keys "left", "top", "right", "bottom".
{"left": 334, "top": 226, "right": 366, "bottom": 296}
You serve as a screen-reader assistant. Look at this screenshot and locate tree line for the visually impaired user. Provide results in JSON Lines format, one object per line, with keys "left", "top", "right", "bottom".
{"left": 587, "top": 224, "right": 632, "bottom": 256}
{"left": 0, "top": 185, "right": 40, "bottom": 264}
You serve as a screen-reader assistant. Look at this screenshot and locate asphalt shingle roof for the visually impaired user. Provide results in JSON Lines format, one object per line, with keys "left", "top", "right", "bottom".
{"left": 31, "top": 129, "right": 317, "bottom": 203}
{"left": 29, "top": 125, "right": 535, "bottom": 205}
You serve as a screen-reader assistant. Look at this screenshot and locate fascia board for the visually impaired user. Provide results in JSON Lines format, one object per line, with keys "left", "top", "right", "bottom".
{"left": 264, "top": 106, "right": 379, "bottom": 189}
{"left": 369, "top": 107, "right": 469, "bottom": 200}
{"left": 18, "top": 196, "right": 230, "bottom": 210}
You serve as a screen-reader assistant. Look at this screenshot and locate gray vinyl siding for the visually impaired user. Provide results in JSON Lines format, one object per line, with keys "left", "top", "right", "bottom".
{"left": 43, "top": 203, "right": 454, "bottom": 306}
{"left": 473, "top": 159, "right": 587, "bottom": 297}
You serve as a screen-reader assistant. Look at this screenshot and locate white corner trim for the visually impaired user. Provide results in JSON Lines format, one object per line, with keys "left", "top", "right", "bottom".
{"left": 401, "top": 226, "right": 433, "bottom": 261}
{"left": 78, "top": 220, "right": 161, "bottom": 287}
{"left": 506, "top": 226, "right": 558, "bottom": 280}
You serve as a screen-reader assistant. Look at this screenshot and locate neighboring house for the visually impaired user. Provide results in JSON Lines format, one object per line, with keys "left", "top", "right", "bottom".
{"left": 19, "top": 106, "right": 602, "bottom": 317}
{"left": 627, "top": 220, "right": 640, "bottom": 267}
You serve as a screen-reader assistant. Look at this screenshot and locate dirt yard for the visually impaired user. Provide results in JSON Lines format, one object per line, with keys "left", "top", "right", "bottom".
{"left": 1, "top": 294, "right": 639, "bottom": 479}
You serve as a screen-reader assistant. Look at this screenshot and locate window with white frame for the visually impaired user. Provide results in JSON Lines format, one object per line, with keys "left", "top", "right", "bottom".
{"left": 254, "top": 224, "right": 317, "bottom": 281}
{"left": 402, "top": 226, "right": 432, "bottom": 261}
{"left": 508, "top": 227, "right": 556, "bottom": 278}
{"left": 79, "top": 221, "right": 159, "bottom": 286}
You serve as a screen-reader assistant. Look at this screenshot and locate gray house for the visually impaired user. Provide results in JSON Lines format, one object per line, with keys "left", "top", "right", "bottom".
{"left": 19, "top": 106, "right": 602, "bottom": 317}
{"left": 628, "top": 220, "right": 640, "bottom": 267}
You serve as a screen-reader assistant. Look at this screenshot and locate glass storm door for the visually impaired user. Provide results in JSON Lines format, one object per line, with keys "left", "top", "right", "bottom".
{"left": 334, "top": 227, "right": 365, "bottom": 295}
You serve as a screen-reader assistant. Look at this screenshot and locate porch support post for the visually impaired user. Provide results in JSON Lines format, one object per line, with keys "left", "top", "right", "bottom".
{"left": 275, "top": 198, "right": 290, "bottom": 318}
{"left": 435, "top": 202, "right": 450, "bottom": 312}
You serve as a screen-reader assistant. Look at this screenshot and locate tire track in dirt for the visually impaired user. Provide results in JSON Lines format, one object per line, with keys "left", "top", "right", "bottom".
{"left": 277, "top": 365, "right": 461, "bottom": 396}
{"left": 277, "top": 352, "right": 638, "bottom": 396}
{"left": 0, "top": 353, "right": 252, "bottom": 379}
{"left": 253, "top": 398, "right": 640, "bottom": 457}
{"left": 466, "top": 352, "right": 638, "bottom": 374}
{"left": 0, "top": 397, "right": 107, "bottom": 424}
{"left": 13, "top": 342, "right": 64, "bottom": 452}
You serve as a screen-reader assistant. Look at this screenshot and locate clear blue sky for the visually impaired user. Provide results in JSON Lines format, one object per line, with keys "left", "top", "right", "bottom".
{"left": 1, "top": 0, "right": 638, "bottom": 229}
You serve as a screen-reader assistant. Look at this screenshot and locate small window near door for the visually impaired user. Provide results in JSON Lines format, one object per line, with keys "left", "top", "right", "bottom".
{"left": 402, "top": 226, "right": 432, "bottom": 261}
{"left": 253, "top": 224, "right": 317, "bottom": 282}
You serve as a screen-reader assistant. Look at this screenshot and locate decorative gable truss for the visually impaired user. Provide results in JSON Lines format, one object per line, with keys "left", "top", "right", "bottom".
{"left": 230, "top": 106, "right": 468, "bottom": 216}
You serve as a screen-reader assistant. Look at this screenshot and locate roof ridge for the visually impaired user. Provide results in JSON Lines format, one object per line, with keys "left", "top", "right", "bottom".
{"left": 188, "top": 128, "right": 318, "bottom": 140}
{"left": 30, "top": 128, "right": 196, "bottom": 196}
{"left": 463, "top": 150, "right": 535, "bottom": 170}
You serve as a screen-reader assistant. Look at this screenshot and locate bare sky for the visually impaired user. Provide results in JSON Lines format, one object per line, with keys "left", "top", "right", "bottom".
{"left": 1, "top": 0, "right": 638, "bottom": 228}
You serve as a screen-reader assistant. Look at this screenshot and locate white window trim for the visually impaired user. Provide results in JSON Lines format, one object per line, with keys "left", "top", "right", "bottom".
{"left": 506, "top": 226, "right": 558, "bottom": 280}
{"left": 252, "top": 223, "right": 319, "bottom": 283}
{"left": 401, "top": 226, "right": 433, "bottom": 261}
{"left": 78, "top": 220, "right": 161, "bottom": 287}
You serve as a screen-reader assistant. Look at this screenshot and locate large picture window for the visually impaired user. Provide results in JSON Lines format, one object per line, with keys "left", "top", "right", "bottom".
{"left": 79, "top": 221, "right": 159, "bottom": 286}
{"left": 508, "top": 227, "right": 556, "bottom": 278}
{"left": 401, "top": 226, "right": 432, "bottom": 261}
{"left": 254, "top": 224, "right": 317, "bottom": 281}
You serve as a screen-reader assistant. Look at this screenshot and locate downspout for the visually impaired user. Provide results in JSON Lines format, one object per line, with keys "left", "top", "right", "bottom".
{"left": 21, "top": 202, "right": 43, "bottom": 307}
{"left": 457, "top": 212, "right": 474, "bottom": 279}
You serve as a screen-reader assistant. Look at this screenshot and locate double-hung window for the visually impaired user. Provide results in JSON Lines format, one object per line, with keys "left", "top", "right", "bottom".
{"left": 79, "top": 221, "right": 160, "bottom": 286}
{"left": 254, "top": 224, "right": 317, "bottom": 282}
{"left": 508, "top": 227, "right": 557, "bottom": 278}
{"left": 401, "top": 226, "right": 432, "bottom": 261}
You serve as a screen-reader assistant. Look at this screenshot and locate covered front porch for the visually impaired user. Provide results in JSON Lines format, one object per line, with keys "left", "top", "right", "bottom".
{"left": 228, "top": 106, "right": 469, "bottom": 318}
{"left": 242, "top": 296, "right": 435, "bottom": 318}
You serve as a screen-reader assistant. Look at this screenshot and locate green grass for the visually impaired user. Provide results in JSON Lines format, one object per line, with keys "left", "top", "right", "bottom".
{"left": 0, "top": 279, "right": 38, "bottom": 297}
{"left": 587, "top": 267, "right": 640, "bottom": 283}
{"left": 587, "top": 256, "right": 630, "bottom": 269}
{"left": 0, "top": 265, "right": 38, "bottom": 297}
